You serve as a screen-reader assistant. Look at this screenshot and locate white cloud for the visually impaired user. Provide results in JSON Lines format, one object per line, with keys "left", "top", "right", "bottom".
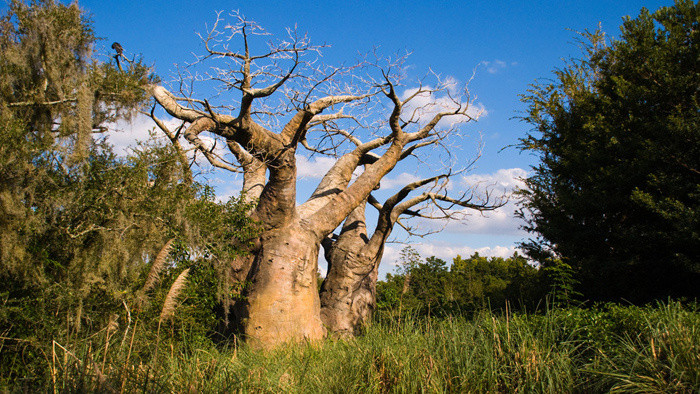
{"left": 481, "top": 59, "right": 508, "bottom": 74}
{"left": 378, "top": 172, "right": 422, "bottom": 190}
{"left": 214, "top": 179, "right": 245, "bottom": 203}
{"left": 441, "top": 205, "right": 526, "bottom": 236}
{"left": 409, "top": 168, "right": 529, "bottom": 236}
{"left": 197, "top": 135, "right": 230, "bottom": 158}
{"left": 399, "top": 84, "right": 486, "bottom": 130}
{"left": 295, "top": 154, "right": 338, "bottom": 179}
{"left": 461, "top": 167, "right": 528, "bottom": 194}
{"left": 101, "top": 114, "right": 173, "bottom": 155}
{"left": 103, "top": 113, "right": 236, "bottom": 174}
{"left": 382, "top": 242, "right": 523, "bottom": 268}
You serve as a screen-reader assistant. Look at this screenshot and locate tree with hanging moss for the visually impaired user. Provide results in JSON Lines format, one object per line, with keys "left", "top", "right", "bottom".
{"left": 0, "top": 2, "right": 257, "bottom": 379}
{"left": 0, "top": 0, "right": 155, "bottom": 285}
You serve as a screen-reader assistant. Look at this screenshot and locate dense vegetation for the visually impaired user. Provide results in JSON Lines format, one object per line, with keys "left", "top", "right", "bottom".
{"left": 1, "top": 0, "right": 698, "bottom": 392}
{"left": 4, "top": 301, "right": 699, "bottom": 392}
{"left": 376, "top": 247, "right": 587, "bottom": 317}
{"left": 0, "top": 0, "right": 256, "bottom": 388}
{"left": 516, "top": 0, "right": 700, "bottom": 303}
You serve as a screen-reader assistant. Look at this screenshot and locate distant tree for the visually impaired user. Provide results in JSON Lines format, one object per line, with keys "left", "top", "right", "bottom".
{"left": 517, "top": 0, "right": 699, "bottom": 302}
{"left": 375, "top": 251, "right": 540, "bottom": 315}
{"left": 450, "top": 252, "right": 539, "bottom": 310}
{"left": 411, "top": 256, "right": 451, "bottom": 315}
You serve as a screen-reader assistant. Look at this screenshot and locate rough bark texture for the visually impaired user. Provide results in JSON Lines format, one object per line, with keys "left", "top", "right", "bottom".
{"left": 321, "top": 244, "right": 381, "bottom": 336}
{"left": 319, "top": 204, "right": 379, "bottom": 336}
{"left": 320, "top": 173, "right": 502, "bottom": 336}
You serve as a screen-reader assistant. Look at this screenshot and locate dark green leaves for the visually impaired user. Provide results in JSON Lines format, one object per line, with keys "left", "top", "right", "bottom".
{"left": 517, "top": 0, "right": 700, "bottom": 302}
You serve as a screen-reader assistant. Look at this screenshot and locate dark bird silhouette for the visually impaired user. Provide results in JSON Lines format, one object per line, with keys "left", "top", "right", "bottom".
{"left": 111, "top": 42, "right": 123, "bottom": 56}
{"left": 111, "top": 42, "right": 124, "bottom": 71}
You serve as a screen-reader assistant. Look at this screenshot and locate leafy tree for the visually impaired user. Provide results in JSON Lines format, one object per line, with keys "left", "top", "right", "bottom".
{"left": 376, "top": 250, "right": 540, "bottom": 316}
{"left": 0, "top": 0, "right": 154, "bottom": 285}
{"left": 408, "top": 256, "right": 450, "bottom": 315}
{"left": 517, "top": 0, "right": 699, "bottom": 303}
{"left": 0, "top": 2, "right": 257, "bottom": 383}
{"left": 451, "top": 252, "right": 539, "bottom": 310}
{"left": 538, "top": 259, "right": 582, "bottom": 307}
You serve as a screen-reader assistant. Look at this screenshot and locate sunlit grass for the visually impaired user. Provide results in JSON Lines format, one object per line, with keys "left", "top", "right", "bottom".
{"left": 2, "top": 302, "right": 698, "bottom": 392}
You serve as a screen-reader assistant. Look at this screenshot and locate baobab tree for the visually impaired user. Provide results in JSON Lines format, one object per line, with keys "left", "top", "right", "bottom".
{"left": 143, "top": 12, "right": 481, "bottom": 348}
{"left": 320, "top": 164, "right": 506, "bottom": 336}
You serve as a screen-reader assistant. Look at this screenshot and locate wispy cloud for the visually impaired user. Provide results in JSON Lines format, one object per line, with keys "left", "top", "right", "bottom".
{"left": 101, "top": 114, "right": 170, "bottom": 155}
{"left": 378, "top": 172, "right": 423, "bottom": 190}
{"left": 400, "top": 83, "right": 486, "bottom": 129}
{"left": 460, "top": 167, "right": 528, "bottom": 194}
{"left": 295, "top": 154, "right": 338, "bottom": 179}
{"left": 382, "top": 242, "right": 524, "bottom": 268}
{"left": 102, "top": 113, "right": 233, "bottom": 171}
{"left": 480, "top": 59, "right": 508, "bottom": 74}
{"left": 408, "top": 168, "right": 529, "bottom": 236}
{"left": 214, "top": 179, "right": 245, "bottom": 203}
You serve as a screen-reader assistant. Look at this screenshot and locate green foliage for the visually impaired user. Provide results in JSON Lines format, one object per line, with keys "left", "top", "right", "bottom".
{"left": 540, "top": 259, "right": 582, "bottom": 307}
{"left": 377, "top": 249, "right": 541, "bottom": 316}
{"left": 0, "top": 0, "right": 258, "bottom": 388}
{"left": 517, "top": 0, "right": 700, "bottom": 302}
{"left": 5, "top": 302, "right": 696, "bottom": 392}
{"left": 0, "top": 0, "right": 154, "bottom": 159}
{"left": 450, "top": 252, "right": 540, "bottom": 310}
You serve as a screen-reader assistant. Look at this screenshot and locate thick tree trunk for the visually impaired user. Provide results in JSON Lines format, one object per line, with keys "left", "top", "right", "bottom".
{"left": 241, "top": 223, "right": 325, "bottom": 347}
{"left": 148, "top": 63, "right": 471, "bottom": 348}
{"left": 320, "top": 204, "right": 381, "bottom": 336}
{"left": 320, "top": 251, "right": 381, "bottom": 336}
{"left": 352, "top": 265, "right": 379, "bottom": 328}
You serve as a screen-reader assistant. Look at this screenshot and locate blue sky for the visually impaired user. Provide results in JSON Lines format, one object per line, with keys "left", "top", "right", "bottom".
{"left": 57, "top": 0, "right": 675, "bottom": 275}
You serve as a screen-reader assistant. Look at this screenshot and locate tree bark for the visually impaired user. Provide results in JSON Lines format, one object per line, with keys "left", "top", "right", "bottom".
{"left": 241, "top": 222, "right": 325, "bottom": 346}
{"left": 145, "top": 22, "right": 478, "bottom": 346}
{"left": 320, "top": 243, "right": 381, "bottom": 336}
{"left": 319, "top": 203, "right": 379, "bottom": 336}
{"left": 320, "top": 172, "right": 502, "bottom": 336}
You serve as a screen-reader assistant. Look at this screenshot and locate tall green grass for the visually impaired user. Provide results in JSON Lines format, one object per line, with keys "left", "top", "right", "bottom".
{"left": 2, "top": 302, "right": 698, "bottom": 392}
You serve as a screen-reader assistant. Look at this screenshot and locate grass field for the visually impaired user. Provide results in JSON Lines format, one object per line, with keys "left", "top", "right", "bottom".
{"left": 2, "top": 302, "right": 698, "bottom": 393}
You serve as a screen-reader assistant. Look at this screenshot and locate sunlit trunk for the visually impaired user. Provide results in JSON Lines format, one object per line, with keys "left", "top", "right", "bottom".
{"left": 241, "top": 224, "right": 325, "bottom": 347}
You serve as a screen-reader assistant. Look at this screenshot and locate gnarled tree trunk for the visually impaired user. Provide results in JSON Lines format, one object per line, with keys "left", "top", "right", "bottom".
{"left": 321, "top": 173, "right": 503, "bottom": 337}
{"left": 145, "top": 14, "right": 477, "bottom": 347}
{"left": 320, "top": 203, "right": 380, "bottom": 336}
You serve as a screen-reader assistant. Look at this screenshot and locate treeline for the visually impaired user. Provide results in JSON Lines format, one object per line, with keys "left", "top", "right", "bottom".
{"left": 376, "top": 248, "right": 579, "bottom": 317}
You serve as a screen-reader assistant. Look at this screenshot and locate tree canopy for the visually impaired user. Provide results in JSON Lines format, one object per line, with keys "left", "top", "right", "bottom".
{"left": 517, "top": 0, "right": 699, "bottom": 302}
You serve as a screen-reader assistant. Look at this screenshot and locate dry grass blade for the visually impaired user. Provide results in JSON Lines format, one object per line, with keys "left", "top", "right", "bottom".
{"left": 159, "top": 268, "right": 190, "bottom": 323}
{"left": 141, "top": 238, "right": 175, "bottom": 295}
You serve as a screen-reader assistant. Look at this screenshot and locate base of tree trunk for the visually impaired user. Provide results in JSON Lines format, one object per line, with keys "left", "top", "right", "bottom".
{"left": 241, "top": 226, "right": 325, "bottom": 348}
{"left": 320, "top": 260, "right": 378, "bottom": 337}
